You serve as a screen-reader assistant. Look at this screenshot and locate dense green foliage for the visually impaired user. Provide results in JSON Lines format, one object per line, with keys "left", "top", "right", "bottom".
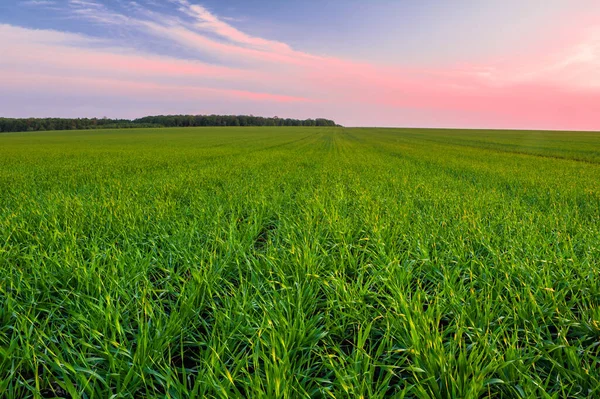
{"left": 0, "top": 127, "right": 599, "bottom": 398}
{"left": 134, "top": 115, "right": 337, "bottom": 128}
{"left": 0, "top": 115, "right": 337, "bottom": 133}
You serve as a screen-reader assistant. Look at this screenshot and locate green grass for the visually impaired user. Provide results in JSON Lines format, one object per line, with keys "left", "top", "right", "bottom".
{"left": 1, "top": 127, "right": 599, "bottom": 398}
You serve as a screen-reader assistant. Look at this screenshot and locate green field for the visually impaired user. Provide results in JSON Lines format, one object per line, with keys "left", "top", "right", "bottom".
{"left": 1, "top": 127, "right": 599, "bottom": 398}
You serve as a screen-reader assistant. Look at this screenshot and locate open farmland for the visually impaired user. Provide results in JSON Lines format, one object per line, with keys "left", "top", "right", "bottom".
{"left": 1, "top": 127, "right": 599, "bottom": 398}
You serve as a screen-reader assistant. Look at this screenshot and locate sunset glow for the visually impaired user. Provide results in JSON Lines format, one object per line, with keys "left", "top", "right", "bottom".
{"left": 1, "top": 0, "right": 599, "bottom": 129}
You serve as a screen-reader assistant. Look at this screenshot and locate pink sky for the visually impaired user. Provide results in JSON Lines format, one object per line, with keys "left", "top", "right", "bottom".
{"left": 0, "top": 1, "right": 599, "bottom": 130}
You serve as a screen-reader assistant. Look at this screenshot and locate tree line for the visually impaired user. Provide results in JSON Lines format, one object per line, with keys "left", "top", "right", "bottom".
{"left": 0, "top": 115, "right": 339, "bottom": 133}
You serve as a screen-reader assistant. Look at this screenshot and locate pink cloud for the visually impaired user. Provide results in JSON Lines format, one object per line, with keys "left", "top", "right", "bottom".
{"left": 182, "top": 2, "right": 292, "bottom": 54}
{"left": 0, "top": 69, "right": 313, "bottom": 104}
{"left": 2, "top": 40, "right": 257, "bottom": 82}
{"left": 135, "top": 20, "right": 323, "bottom": 68}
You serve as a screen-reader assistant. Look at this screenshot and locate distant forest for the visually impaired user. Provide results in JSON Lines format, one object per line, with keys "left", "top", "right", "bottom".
{"left": 0, "top": 115, "right": 339, "bottom": 133}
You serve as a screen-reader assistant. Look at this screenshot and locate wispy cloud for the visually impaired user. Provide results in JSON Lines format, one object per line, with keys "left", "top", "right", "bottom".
{"left": 0, "top": 23, "right": 104, "bottom": 46}
{"left": 0, "top": 24, "right": 313, "bottom": 107}
{"left": 63, "top": 0, "right": 321, "bottom": 66}
{"left": 221, "top": 16, "right": 244, "bottom": 23}
{"left": 0, "top": 71, "right": 313, "bottom": 103}
{"left": 69, "top": 0, "right": 103, "bottom": 8}
{"left": 67, "top": 1, "right": 131, "bottom": 26}
{"left": 20, "top": 0, "right": 56, "bottom": 6}
{"left": 179, "top": 1, "right": 291, "bottom": 53}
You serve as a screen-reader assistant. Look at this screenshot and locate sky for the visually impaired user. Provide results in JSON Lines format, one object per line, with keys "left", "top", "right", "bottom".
{"left": 1, "top": 0, "right": 599, "bottom": 129}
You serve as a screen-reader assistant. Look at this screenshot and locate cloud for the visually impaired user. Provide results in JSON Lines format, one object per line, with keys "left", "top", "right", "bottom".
{"left": 69, "top": 0, "right": 102, "bottom": 8}
{"left": 66, "top": 0, "right": 131, "bottom": 25}
{"left": 0, "top": 24, "right": 313, "bottom": 110}
{"left": 64, "top": 0, "right": 322, "bottom": 67}
{"left": 180, "top": 2, "right": 292, "bottom": 53}
{"left": 0, "top": 71, "right": 313, "bottom": 103}
{"left": 20, "top": 0, "right": 56, "bottom": 5}
{"left": 0, "top": 23, "right": 104, "bottom": 46}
